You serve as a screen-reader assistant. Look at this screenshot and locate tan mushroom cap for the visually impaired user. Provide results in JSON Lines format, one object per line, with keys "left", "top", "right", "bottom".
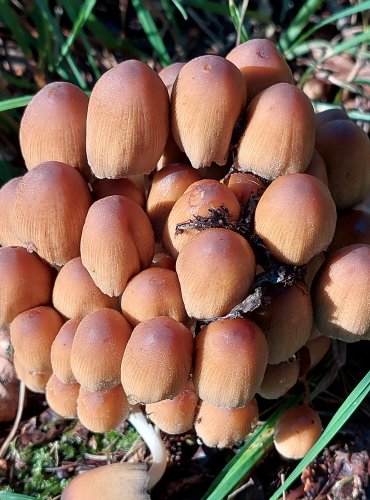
{"left": 11, "top": 161, "right": 92, "bottom": 266}
{"left": 19, "top": 82, "right": 89, "bottom": 177}
{"left": 71, "top": 308, "right": 131, "bottom": 391}
{"left": 195, "top": 398, "right": 259, "bottom": 448}
{"left": 226, "top": 38, "right": 293, "bottom": 101}
{"left": 52, "top": 257, "right": 119, "bottom": 319}
{"left": 172, "top": 55, "right": 246, "bottom": 169}
{"left": 236, "top": 83, "right": 315, "bottom": 180}
{"left": 0, "top": 177, "right": 22, "bottom": 247}
{"left": 92, "top": 177, "right": 145, "bottom": 208}
{"left": 121, "top": 267, "right": 187, "bottom": 327}
{"left": 0, "top": 246, "right": 54, "bottom": 326}
{"left": 146, "top": 381, "right": 199, "bottom": 434}
{"left": 274, "top": 404, "right": 322, "bottom": 460}
{"left": 77, "top": 385, "right": 129, "bottom": 433}
{"left": 51, "top": 319, "right": 79, "bottom": 383}
{"left": 80, "top": 195, "right": 155, "bottom": 297}
{"left": 158, "top": 62, "right": 186, "bottom": 96}
{"left": 46, "top": 374, "right": 80, "bottom": 418}
{"left": 223, "top": 172, "right": 265, "bottom": 205}
{"left": 313, "top": 244, "right": 370, "bottom": 342}
{"left": 254, "top": 174, "right": 337, "bottom": 265}
{"left": 150, "top": 252, "right": 176, "bottom": 271}
{"left": 86, "top": 59, "right": 169, "bottom": 178}
{"left": 14, "top": 355, "right": 50, "bottom": 393}
{"left": 61, "top": 463, "right": 150, "bottom": 500}
{"left": 257, "top": 359, "right": 300, "bottom": 400}
{"left": 305, "top": 150, "right": 328, "bottom": 186}
{"left": 121, "top": 316, "right": 193, "bottom": 404}
{"left": 315, "top": 108, "right": 349, "bottom": 128}
{"left": 193, "top": 318, "right": 268, "bottom": 407}
{"left": 10, "top": 306, "right": 64, "bottom": 375}
{"left": 176, "top": 228, "right": 255, "bottom": 320}
{"left": 305, "top": 336, "right": 332, "bottom": 370}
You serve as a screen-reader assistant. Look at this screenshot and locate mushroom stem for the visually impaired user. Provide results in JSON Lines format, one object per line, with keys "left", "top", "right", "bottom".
{"left": 128, "top": 404, "right": 167, "bottom": 490}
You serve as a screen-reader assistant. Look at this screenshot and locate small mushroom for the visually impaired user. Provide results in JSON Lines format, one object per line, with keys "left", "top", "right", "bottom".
{"left": 92, "top": 177, "right": 145, "bottom": 208}
{"left": 46, "top": 374, "right": 80, "bottom": 418}
{"left": 0, "top": 177, "right": 22, "bottom": 247}
{"left": 50, "top": 319, "right": 79, "bottom": 383}
{"left": 257, "top": 359, "right": 301, "bottom": 400}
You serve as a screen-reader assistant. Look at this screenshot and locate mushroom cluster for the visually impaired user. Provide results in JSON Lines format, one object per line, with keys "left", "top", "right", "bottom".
{"left": 2, "top": 38, "right": 370, "bottom": 494}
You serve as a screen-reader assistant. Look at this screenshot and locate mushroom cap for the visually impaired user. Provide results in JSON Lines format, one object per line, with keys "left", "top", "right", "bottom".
{"left": 121, "top": 316, "right": 193, "bottom": 404}
{"left": 171, "top": 55, "right": 246, "bottom": 168}
{"left": 158, "top": 62, "right": 186, "bottom": 96}
{"left": 257, "top": 359, "right": 300, "bottom": 399}
{"left": 14, "top": 355, "right": 50, "bottom": 393}
{"left": 226, "top": 38, "right": 293, "bottom": 100}
{"left": 77, "top": 385, "right": 129, "bottom": 433}
{"left": 305, "top": 150, "right": 328, "bottom": 186}
{"left": 274, "top": 404, "right": 322, "bottom": 460}
{"left": 0, "top": 246, "right": 54, "bottom": 326}
{"left": 121, "top": 267, "right": 187, "bottom": 327}
{"left": 86, "top": 59, "right": 169, "bottom": 178}
{"left": 195, "top": 398, "right": 259, "bottom": 448}
{"left": 80, "top": 195, "right": 155, "bottom": 297}
{"left": 315, "top": 108, "right": 349, "bottom": 128}
{"left": 305, "top": 336, "right": 332, "bottom": 370}
{"left": 19, "top": 82, "right": 89, "bottom": 177}
{"left": 223, "top": 172, "right": 265, "bottom": 205}
{"left": 52, "top": 257, "right": 119, "bottom": 319}
{"left": 146, "top": 381, "right": 198, "bottom": 435}
{"left": 0, "top": 177, "right": 22, "bottom": 247}
{"left": 92, "top": 177, "right": 145, "bottom": 208}
{"left": 236, "top": 83, "right": 315, "bottom": 180}
{"left": 313, "top": 244, "right": 370, "bottom": 341}
{"left": 10, "top": 306, "right": 64, "bottom": 374}
{"left": 254, "top": 173, "right": 337, "bottom": 265}
{"left": 11, "top": 161, "right": 92, "bottom": 266}
{"left": 71, "top": 308, "right": 131, "bottom": 391}
{"left": 51, "top": 319, "right": 79, "bottom": 383}
{"left": 61, "top": 463, "right": 150, "bottom": 500}
{"left": 329, "top": 210, "right": 370, "bottom": 254}
{"left": 176, "top": 228, "right": 256, "bottom": 320}
{"left": 46, "top": 374, "right": 80, "bottom": 418}
{"left": 193, "top": 318, "right": 268, "bottom": 407}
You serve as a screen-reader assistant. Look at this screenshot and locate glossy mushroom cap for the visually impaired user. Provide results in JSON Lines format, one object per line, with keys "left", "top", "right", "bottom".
{"left": 172, "top": 55, "right": 246, "bottom": 169}
{"left": 176, "top": 228, "right": 256, "bottom": 320}
{"left": 313, "top": 244, "right": 370, "bottom": 342}
{"left": 121, "top": 316, "right": 193, "bottom": 404}
{"left": 19, "top": 82, "right": 89, "bottom": 177}
{"left": 195, "top": 398, "right": 259, "bottom": 448}
{"left": 86, "top": 60, "right": 169, "bottom": 178}
{"left": 11, "top": 161, "right": 92, "bottom": 266}
{"left": 236, "top": 83, "right": 315, "bottom": 180}
{"left": 226, "top": 38, "right": 293, "bottom": 101}
{"left": 80, "top": 195, "right": 155, "bottom": 297}
{"left": 274, "top": 404, "right": 322, "bottom": 460}
{"left": 193, "top": 318, "right": 268, "bottom": 407}
{"left": 52, "top": 257, "right": 118, "bottom": 319}
{"left": 71, "top": 308, "right": 131, "bottom": 391}
{"left": 0, "top": 246, "right": 54, "bottom": 326}
{"left": 61, "top": 463, "right": 150, "bottom": 500}
{"left": 254, "top": 173, "right": 337, "bottom": 265}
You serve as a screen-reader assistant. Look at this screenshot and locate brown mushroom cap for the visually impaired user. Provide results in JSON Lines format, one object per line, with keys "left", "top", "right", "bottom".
{"left": 176, "top": 228, "right": 256, "bottom": 320}
{"left": 51, "top": 319, "right": 79, "bottom": 383}
{"left": 0, "top": 177, "right": 22, "bottom": 247}
{"left": 305, "top": 150, "right": 328, "bottom": 186}
{"left": 80, "top": 195, "right": 155, "bottom": 297}
{"left": 121, "top": 267, "right": 187, "bottom": 327}
{"left": 150, "top": 252, "right": 176, "bottom": 271}
{"left": 172, "top": 55, "right": 246, "bottom": 169}
{"left": 14, "top": 355, "right": 50, "bottom": 393}
{"left": 11, "top": 161, "right": 92, "bottom": 266}
{"left": 305, "top": 336, "right": 332, "bottom": 370}
{"left": 193, "top": 318, "right": 268, "bottom": 407}
{"left": 257, "top": 359, "right": 300, "bottom": 400}
{"left": 19, "top": 82, "right": 89, "bottom": 177}
{"left": 46, "top": 374, "right": 80, "bottom": 418}
{"left": 0, "top": 246, "right": 54, "bottom": 326}
{"left": 274, "top": 404, "right": 322, "bottom": 460}
{"left": 71, "top": 308, "right": 131, "bottom": 391}
{"left": 254, "top": 173, "right": 337, "bottom": 265}
{"left": 121, "top": 316, "right": 193, "bottom": 404}
{"left": 313, "top": 244, "right": 370, "bottom": 342}
{"left": 61, "top": 463, "right": 150, "bottom": 500}
{"left": 10, "top": 306, "right": 64, "bottom": 375}
{"left": 77, "top": 385, "right": 129, "bottom": 433}
{"left": 195, "top": 398, "right": 259, "bottom": 448}
{"left": 92, "top": 177, "right": 145, "bottom": 208}
{"left": 158, "top": 62, "right": 186, "bottom": 96}
{"left": 52, "top": 257, "right": 119, "bottom": 319}
{"left": 236, "top": 83, "right": 315, "bottom": 180}
{"left": 146, "top": 381, "right": 198, "bottom": 435}
{"left": 329, "top": 210, "right": 370, "bottom": 254}
{"left": 315, "top": 108, "right": 349, "bottom": 128}
{"left": 223, "top": 172, "right": 265, "bottom": 205}
{"left": 226, "top": 38, "right": 293, "bottom": 101}
{"left": 86, "top": 60, "right": 169, "bottom": 178}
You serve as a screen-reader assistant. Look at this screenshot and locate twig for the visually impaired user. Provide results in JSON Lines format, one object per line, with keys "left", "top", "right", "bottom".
{"left": 0, "top": 380, "right": 26, "bottom": 458}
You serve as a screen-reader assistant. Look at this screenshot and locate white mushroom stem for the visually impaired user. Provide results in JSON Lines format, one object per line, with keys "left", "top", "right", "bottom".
{"left": 128, "top": 404, "right": 167, "bottom": 490}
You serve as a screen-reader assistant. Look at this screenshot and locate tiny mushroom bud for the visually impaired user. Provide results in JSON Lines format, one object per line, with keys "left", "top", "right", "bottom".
{"left": 46, "top": 374, "right": 80, "bottom": 418}
{"left": 50, "top": 319, "right": 79, "bottom": 383}
{"left": 121, "top": 316, "right": 193, "bottom": 404}
{"left": 274, "top": 404, "right": 322, "bottom": 460}
{"left": 172, "top": 55, "right": 246, "bottom": 169}
{"left": 86, "top": 60, "right": 169, "bottom": 178}
{"left": 195, "top": 398, "right": 259, "bottom": 448}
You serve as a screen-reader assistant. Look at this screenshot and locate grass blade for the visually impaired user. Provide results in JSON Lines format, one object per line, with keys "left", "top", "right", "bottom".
{"left": 171, "top": 0, "right": 188, "bottom": 20}
{"left": 283, "top": 0, "right": 370, "bottom": 59}
{"left": 131, "top": 0, "right": 171, "bottom": 67}
{"left": 0, "top": 494, "right": 35, "bottom": 500}
{"left": 270, "top": 370, "right": 370, "bottom": 500}
{"left": 229, "top": 0, "right": 248, "bottom": 44}
{"left": 0, "top": 0, "right": 33, "bottom": 58}
{"left": 0, "top": 96, "right": 33, "bottom": 112}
